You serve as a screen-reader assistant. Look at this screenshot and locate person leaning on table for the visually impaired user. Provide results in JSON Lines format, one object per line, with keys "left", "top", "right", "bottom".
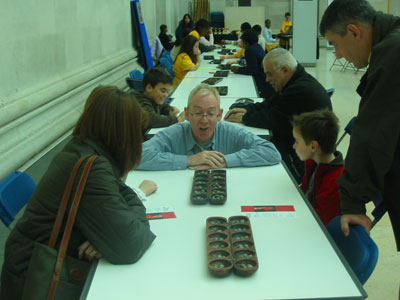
{"left": 320, "top": 0, "right": 400, "bottom": 251}
{"left": 0, "top": 86, "right": 157, "bottom": 300}
{"left": 224, "top": 48, "right": 332, "bottom": 184}
{"left": 137, "top": 83, "right": 281, "bottom": 171}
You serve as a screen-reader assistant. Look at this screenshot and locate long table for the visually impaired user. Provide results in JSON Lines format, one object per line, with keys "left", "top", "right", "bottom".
{"left": 84, "top": 165, "right": 366, "bottom": 300}
{"left": 171, "top": 76, "right": 258, "bottom": 99}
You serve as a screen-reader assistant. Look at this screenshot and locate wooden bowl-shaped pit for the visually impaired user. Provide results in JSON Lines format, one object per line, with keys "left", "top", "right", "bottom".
{"left": 208, "top": 259, "right": 233, "bottom": 277}
{"left": 208, "top": 232, "right": 228, "bottom": 242}
{"left": 233, "top": 259, "right": 258, "bottom": 276}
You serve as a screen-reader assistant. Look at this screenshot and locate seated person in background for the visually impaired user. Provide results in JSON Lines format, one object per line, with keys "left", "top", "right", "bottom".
{"left": 137, "top": 83, "right": 281, "bottom": 171}
{"left": 189, "top": 19, "right": 221, "bottom": 52}
{"left": 0, "top": 86, "right": 156, "bottom": 300}
{"left": 132, "top": 68, "right": 185, "bottom": 129}
{"left": 222, "top": 22, "right": 251, "bottom": 46}
{"left": 252, "top": 24, "right": 266, "bottom": 51}
{"left": 231, "top": 29, "right": 274, "bottom": 98}
{"left": 292, "top": 110, "right": 344, "bottom": 226}
{"left": 221, "top": 22, "right": 251, "bottom": 63}
{"left": 158, "top": 24, "right": 174, "bottom": 51}
{"left": 175, "top": 14, "right": 194, "bottom": 40}
{"left": 172, "top": 35, "right": 201, "bottom": 88}
{"left": 170, "top": 28, "right": 191, "bottom": 61}
{"left": 224, "top": 48, "right": 332, "bottom": 184}
{"left": 220, "top": 39, "right": 244, "bottom": 65}
{"left": 279, "top": 12, "right": 292, "bottom": 49}
{"left": 263, "top": 19, "right": 278, "bottom": 52}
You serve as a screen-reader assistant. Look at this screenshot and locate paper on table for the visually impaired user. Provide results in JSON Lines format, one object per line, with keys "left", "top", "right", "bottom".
{"left": 146, "top": 206, "right": 174, "bottom": 213}
{"left": 241, "top": 205, "right": 296, "bottom": 218}
{"left": 146, "top": 206, "right": 176, "bottom": 220}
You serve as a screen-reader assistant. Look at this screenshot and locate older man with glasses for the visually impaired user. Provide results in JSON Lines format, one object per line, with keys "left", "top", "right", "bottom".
{"left": 137, "top": 83, "right": 281, "bottom": 171}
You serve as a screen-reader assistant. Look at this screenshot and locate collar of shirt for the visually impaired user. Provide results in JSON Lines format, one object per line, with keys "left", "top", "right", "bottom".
{"left": 184, "top": 123, "right": 216, "bottom": 154}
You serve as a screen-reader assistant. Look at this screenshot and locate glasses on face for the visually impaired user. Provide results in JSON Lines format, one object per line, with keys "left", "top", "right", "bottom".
{"left": 189, "top": 112, "right": 218, "bottom": 120}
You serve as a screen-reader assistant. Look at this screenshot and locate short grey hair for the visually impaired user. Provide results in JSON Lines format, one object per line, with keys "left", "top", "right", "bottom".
{"left": 320, "top": 0, "right": 376, "bottom": 36}
{"left": 187, "top": 83, "right": 221, "bottom": 107}
{"left": 264, "top": 48, "right": 298, "bottom": 72}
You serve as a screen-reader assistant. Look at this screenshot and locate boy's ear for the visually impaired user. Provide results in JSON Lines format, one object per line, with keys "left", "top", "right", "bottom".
{"left": 310, "top": 140, "right": 319, "bottom": 152}
{"left": 144, "top": 83, "right": 153, "bottom": 93}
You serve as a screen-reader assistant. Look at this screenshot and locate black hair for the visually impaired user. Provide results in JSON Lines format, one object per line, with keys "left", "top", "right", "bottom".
{"left": 181, "top": 14, "right": 194, "bottom": 28}
{"left": 285, "top": 12, "right": 291, "bottom": 17}
{"left": 241, "top": 29, "right": 259, "bottom": 46}
{"left": 252, "top": 25, "right": 262, "bottom": 35}
{"left": 142, "top": 68, "right": 172, "bottom": 88}
{"left": 320, "top": 0, "right": 376, "bottom": 36}
{"left": 265, "top": 19, "right": 271, "bottom": 26}
{"left": 177, "top": 35, "right": 198, "bottom": 63}
{"left": 240, "top": 22, "right": 251, "bottom": 32}
{"left": 160, "top": 24, "right": 167, "bottom": 33}
{"left": 291, "top": 110, "right": 339, "bottom": 154}
{"left": 174, "top": 27, "right": 191, "bottom": 46}
{"left": 195, "top": 19, "right": 211, "bottom": 30}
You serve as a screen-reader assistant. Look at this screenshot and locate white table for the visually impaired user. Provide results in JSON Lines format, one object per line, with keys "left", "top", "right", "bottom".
{"left": 84, "top": 166, "right": 366, "bottom": 300}
{"left": 172, "top": 76, "right": 258, "bottom": 99}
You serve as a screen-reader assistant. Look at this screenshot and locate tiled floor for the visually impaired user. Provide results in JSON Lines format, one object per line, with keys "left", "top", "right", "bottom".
{"left": 0, "top": 48, "right": 398, "bottom": 299}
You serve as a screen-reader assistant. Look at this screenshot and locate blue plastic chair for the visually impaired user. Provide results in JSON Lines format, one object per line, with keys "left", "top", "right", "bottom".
{"left": 129, "top": 70, "right": 144, "bottom": 80}
{"left": 126, "top": 70, "right": 144, "bottom": 91}
{"left": 336, "top": 116, "right": 357, "bottom": 147}
{"left": 161, "top": 51, "right": 173, "bottom": 64}
{"left": 326, "top": 88, "right": 335, "bottom": 98}
{"left": 327, "top": 216, "right": 378, "bottom": 285}
{"left": 159, "top": 57, "right": 174, "bottom": 78}
{"left": 0, "top": 171, "right": 36, "bottom": 228}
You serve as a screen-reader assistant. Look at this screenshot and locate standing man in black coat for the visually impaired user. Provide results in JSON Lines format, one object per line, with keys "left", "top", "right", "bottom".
{"left": 320, "top": 0, "right": 400, "bottom": 252}
{"left": 224, "top": 48, "right": 331, "bottom": 183}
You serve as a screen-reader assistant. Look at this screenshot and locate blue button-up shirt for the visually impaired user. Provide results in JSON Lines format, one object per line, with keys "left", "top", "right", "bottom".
{"left": 138, "top": 121, "right": 281, "bottom": 170}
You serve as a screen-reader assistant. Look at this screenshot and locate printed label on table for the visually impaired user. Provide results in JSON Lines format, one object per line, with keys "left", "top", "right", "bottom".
{"left": 241, "top": 205, "right": 296, "bottom": 218}
{"left": 146, "top": 212, "right": 176, "bottom": 220}
{"left": 146, "top": 206, "right": 176, "bottom": 220}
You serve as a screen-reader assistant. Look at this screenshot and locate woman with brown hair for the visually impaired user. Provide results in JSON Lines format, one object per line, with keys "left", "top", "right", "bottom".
{"left": 172, "top": 35, "right": 201, "bottom": 88}
{"left": 0, "top": 86, "right": 157, "bottom": 300}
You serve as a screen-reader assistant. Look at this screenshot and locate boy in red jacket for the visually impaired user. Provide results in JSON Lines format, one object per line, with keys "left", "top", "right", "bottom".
{"left": 291, "top": 110, "right": 344, "bottom": 226}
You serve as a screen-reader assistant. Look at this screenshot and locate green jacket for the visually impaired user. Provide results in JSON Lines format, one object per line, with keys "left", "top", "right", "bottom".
{"left": 132, "top": 91, "right": 178, "bottom": 129}
{"left": 1, "top": 137, "right": 156, "bottom": 299}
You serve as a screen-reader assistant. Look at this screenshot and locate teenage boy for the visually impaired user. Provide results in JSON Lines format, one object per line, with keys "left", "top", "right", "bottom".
{"left": 158, "top": 24, "right": 173, "bottom": 51}
{"left": 132, "top": 68, "right": 185, "bottom": 129}
{"left": 291, "top": 110, "right": 344, "bottom": 226}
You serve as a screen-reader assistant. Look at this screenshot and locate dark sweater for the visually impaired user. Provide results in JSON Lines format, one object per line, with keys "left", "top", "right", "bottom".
{"left": 338, "top": 12, "right": 400, "bottom": 250}
{"left": 237, "top": 44, "right": 274, "bottom": 98}
{"left": 132, "top": 91, "right": 178, "bottom": 129}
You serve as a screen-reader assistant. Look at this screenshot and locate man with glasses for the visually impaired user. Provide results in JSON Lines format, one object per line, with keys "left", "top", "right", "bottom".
{"left": 137, "top": 83, "right": 281, "bottom": 171}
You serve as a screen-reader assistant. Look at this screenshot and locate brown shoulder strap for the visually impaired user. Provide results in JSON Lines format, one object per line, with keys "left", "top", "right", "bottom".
{"left": 48, "top": 155, "right": 89, "bottom": 248}
{"left": 47, "top": 155, "right": 98, "bottom": 300}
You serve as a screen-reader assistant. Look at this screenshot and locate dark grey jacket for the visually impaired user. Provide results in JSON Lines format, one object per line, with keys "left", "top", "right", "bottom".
{"left": 0, "top": 137, "right": 156, "bottom": 299}
{"left": 338, "top": 12, "right": 400, "bottom": 250}
{"left": 133, "top": 91, "right": 178, "bottom": 129}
